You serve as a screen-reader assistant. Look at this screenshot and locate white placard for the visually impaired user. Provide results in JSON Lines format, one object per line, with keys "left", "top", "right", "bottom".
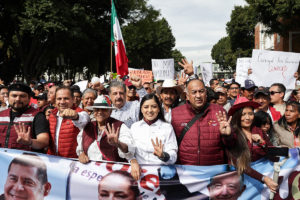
{"left": 249, "top": 50, "right": 300, "bottom": 89}
{"left": 151, "top": 59, "right": 175, "bottom": 80}
{"left": 236, "top": 57, "right": 251, "bottom": 87}
{"left": 199, "top": 63, "right": 213, "bottom": 86}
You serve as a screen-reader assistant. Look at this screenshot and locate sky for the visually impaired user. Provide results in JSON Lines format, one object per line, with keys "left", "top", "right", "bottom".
{"left": 147, "top": 0, "right": 247, "bottom": 65}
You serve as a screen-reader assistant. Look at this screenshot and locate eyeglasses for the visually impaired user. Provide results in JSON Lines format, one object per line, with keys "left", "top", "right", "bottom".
{"left": 230, "top": 87, "right": 239, "bottom": 90}
{"left": 270, "top": 91, "right": 281, "bottom": 95}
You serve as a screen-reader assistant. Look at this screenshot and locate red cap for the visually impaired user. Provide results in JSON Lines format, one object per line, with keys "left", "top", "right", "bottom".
{"left": 124, "top": 79, "right": 133, "bottom": 87}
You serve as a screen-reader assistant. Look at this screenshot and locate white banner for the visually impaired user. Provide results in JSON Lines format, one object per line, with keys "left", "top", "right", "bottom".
{"left": 200, "top": 63, "right": 213, "bottom": 86}
{"left": 236, "top": 58, "right": 251, "bottom": 87}
{"left": 151, "top": 59, "right": 175, "bottom": 80}
{"left": 249, "top": 50, "right": 300, "bottom": 89}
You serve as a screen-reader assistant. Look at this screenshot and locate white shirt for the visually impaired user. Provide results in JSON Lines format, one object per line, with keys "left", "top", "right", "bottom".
{"left": 129, "top": 119, "right": 178, "bottom": 164}
{"left": 163, "top": 105, "right": 172, "bottom": 123}
{"left": 110, "top": 88, "right": 147, "bottom": 128}
{"left": 76, "top": 123, "right": 134, "bottom": 162}
{"left": 55, "top": 110, "right": 90, "bottom": 153}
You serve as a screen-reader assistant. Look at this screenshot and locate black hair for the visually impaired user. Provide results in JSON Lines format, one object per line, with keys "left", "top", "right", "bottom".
{"left": 278, "top": 101, "right": 300, "bottom": 136}
{"left": 253, "top": 111, "right": 273, "bottom": 137}
{"left": 209, "top": 78, "right": 218, "bottom": 86}
{"left": 270, "top": 83, "right": 286, "bottom": 94}
{"left": 99, "top": 170, "right": 140, "bottom": 199}
{"left": 206, "top": 87, "right": 218, "bottom": 102}
{"left": 8, "top": 153, "right": 48, "bottom": 185}
{"left": 139, "top": 93, "right": 165, "bottom": 122}
{"left": 55, "top": 85, "right": 74, "bottom": 97}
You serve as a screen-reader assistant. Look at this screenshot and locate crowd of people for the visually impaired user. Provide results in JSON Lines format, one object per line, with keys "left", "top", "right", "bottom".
{"left": 0, "top": 58, "right": 300, "bottom": 196}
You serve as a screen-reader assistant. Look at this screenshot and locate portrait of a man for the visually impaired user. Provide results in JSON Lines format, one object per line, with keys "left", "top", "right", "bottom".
{"left": 0, "top": 153, "right": 51, "bottom": 200}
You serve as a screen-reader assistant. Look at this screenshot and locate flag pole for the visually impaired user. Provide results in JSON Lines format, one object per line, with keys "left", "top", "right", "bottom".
{"left": 110, "top": 42, "right": 113, "bottom": 73}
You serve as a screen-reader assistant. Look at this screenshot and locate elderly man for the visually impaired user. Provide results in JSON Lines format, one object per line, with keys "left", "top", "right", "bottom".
{"left": 171, "top": 79, "right": 235, "bottom": 165}
{"left": 156, "top": 79, "right": 183, "bottom": 123}
{"left": 0, "top": 153, "right": 51, "bottom": 200}
{"left": 109, "top": 77, "right": 146, "bottom": 128}
{"left": 269, "top": 83, "right": 286, "bottom": 115}
{"left": 81, "top": 88, "right": 97, "bottom": 115}
{"left": 208, "top": 171, "right": 245, "bottom": 200}
{"left": 47, "top": 86, "right": 89, "bottom": 158}
{"left": 0, "top": 83, "right": 49, "bottom": 151}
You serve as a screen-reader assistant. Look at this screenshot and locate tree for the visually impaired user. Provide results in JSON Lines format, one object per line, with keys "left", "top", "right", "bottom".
{"left": 246, "top": 0, "right": 300, "bottom": 36}
{"left": 122, "top": 5, "right": 176, "bottom": 69}
{"left": 0, "top": 0, "right": 151, "bottom": 82}
{"left": 171, "top": 49, "right": 185, "bottom": 71}
{"left": 211, "top": 5, "right": 258, "bottom": 70}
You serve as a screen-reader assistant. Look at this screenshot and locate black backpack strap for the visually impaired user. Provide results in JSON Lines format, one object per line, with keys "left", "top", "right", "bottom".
{"left": 177, "top": 103, "right": 209, "bottom": 146}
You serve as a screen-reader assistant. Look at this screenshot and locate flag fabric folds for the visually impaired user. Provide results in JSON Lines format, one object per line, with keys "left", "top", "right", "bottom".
{"left": 111, "top": 0, "right": 129, "bottom": 78}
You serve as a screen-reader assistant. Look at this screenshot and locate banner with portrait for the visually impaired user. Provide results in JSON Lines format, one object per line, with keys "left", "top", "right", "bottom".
{"left": 0, "top": 148, "right": 300, "bottom": 200}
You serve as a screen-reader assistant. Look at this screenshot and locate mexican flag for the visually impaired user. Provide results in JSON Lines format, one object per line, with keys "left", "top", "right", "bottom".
{"left": 111, "top": 0, "right": 129, "bottom": 77}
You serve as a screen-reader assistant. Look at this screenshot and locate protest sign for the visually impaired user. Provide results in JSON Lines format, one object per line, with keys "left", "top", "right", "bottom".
{"left": 129, "top": 69, "right": 153, "bottom": 83}
{"left": 236, "top": 57, "right": 251, "bottom": 87}
{"left": 151, "top": 59, "right": 175, "bottom": 80}
{"left": 199, "top": 63, "right": 213, "bottom": 86}
{"left": 0, "top": 148, "right": 299, "bottom": 200}
{"left": 249, "top": 49, "right": 300, "bottom": 89}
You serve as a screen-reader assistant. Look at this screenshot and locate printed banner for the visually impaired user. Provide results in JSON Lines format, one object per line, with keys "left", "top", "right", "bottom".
{"left": 236, "top": 58, "right": 251, "bottom": 87}
{"left": 249, "top": 50, "right": 300, "bottom": 89}
{"left": 0, "top": 148, "right": 300, "bottom": 200}
{"left": 151, "top": 59, "right": 175, "bottom": 80}
{"left": 199, "top": 63, "right": 213, "bottom": 86}
{"left": 129, "top": 69, "right": 153, "bottom": 83}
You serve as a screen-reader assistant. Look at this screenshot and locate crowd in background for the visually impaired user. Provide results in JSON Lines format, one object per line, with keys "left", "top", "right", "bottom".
{"left": 1, "top": 59, "right": 300, "bottom": 194}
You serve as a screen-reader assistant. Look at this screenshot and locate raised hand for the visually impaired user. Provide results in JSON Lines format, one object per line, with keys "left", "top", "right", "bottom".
{"left": 178, "top": 58, "right": 194, "bottom": 76}
{"left": 216, "top": 111, "right": 232, "bottom": 135}
{"left": 151, "top": 137, "right": 164, "bottom": 158}
{"left": 105, "top": 123, "right": 120, "bottom": 147}
{"left": 130, "top": 75, "right": 142, "bottom": 89}
{"left": 14, "top": 122, "right": 32, "bottom": 145}
{"left": 60, "top": 108, "right": 78, "bottom": 120}
{"left": 178, "top": 72, "right": 188, "bottom": 86}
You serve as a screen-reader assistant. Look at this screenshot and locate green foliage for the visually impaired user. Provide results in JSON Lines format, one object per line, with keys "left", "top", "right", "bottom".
{"left": 246, "top": 0, "right": 300, "bottom": 36}
{"left": 0, "top": 0, "right": 175, "bottom": 82}
{"left": 123, "top": 5, "right": 176, "bottom": 69}
{"left": 211, "top": 5, "right": 258, "bottom": 70}
{"left": 171, "top": 49, "right": 185, "bottom": 71}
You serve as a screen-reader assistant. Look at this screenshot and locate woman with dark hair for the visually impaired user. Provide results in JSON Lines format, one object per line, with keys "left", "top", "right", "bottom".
{"left": 98, "top": 170, "right": 141, "bottom": 200}
{"left": 253, "top": 111, "right": 275, "bottom": 145}
{"left": 273, "top": 101, "right": 300, "bottom": 148}
{"left": 128, "top": 93, "right": 178, "bottom": 180}
{"left": 225, "top": 97, "right": 277, "bottom": 193}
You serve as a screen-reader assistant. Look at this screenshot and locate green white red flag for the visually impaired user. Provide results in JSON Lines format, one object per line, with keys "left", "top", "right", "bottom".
{"left": 111, "top": 0, "right": 128, "bottom": 77}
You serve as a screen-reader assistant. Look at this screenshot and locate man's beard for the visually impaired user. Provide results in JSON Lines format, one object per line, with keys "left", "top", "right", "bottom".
{"left": 11, "top": 103, "right": 28, "bottom": 113}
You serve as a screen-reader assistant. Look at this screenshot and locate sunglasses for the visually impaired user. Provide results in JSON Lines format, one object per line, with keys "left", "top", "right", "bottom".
{"left": 270, "top": 91, "right": 281, "bottom": 95}
{"left": 128, "top": 86, "right": 136, "bottom": 90}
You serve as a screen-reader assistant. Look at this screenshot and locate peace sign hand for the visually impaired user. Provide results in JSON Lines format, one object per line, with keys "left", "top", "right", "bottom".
{"left": 151, "top": 137, "right": 164, "bottom": 158}
{"left": 105, "top": 123, "right": 120, "bottom": 147}
{"left": 14, "top": 122, "right": 32, "bottom": 146}
{"left": 216, "top": 111, "right": 232, "bottom": 135}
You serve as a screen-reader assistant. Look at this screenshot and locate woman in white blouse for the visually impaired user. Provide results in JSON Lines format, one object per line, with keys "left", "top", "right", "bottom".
{"left": 129, "top": 93, "right": 178, "bottom": 180}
